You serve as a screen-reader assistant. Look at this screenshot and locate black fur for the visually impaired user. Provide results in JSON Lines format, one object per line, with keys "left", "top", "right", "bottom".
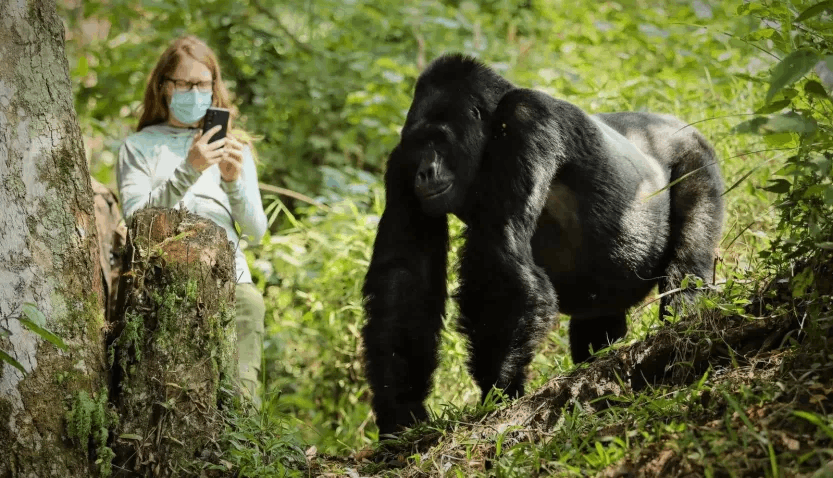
{"left": 362, "top": 54, "right": 725, "bottom": 435}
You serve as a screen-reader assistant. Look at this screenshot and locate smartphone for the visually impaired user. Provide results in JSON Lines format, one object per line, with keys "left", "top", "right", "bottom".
{"left": 202, "top": 107, "right": 230, "bottom": 143}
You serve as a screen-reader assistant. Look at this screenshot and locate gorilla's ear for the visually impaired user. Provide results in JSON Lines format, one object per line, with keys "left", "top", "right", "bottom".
{"left": 470, "top": 106, "right": 481, "bottom": 120}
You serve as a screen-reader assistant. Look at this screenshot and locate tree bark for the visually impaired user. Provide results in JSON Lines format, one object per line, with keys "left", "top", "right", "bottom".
{"left": 0, "top": 0, "right": 108, "bottom": 476}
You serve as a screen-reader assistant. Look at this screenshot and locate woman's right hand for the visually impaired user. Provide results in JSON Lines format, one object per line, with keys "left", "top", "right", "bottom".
{"left": 187, "top": 125, "right": 226, "bottom": 172}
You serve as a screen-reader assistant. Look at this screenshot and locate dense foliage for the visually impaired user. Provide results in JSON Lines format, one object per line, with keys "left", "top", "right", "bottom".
{"left": 57, "top": 0, "right": 833, "bottom": 475}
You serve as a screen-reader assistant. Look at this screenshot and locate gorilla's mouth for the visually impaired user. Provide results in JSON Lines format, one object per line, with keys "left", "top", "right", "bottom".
{"left": 421, "top": 182, "right": 452, "bottom": 199}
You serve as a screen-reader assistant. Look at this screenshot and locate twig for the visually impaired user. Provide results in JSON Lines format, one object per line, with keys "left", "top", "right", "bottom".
{"left": 258, "top": 182, "right": 331, "bottom": 212}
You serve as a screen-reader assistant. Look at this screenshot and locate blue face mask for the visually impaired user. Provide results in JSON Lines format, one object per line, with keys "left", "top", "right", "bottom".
{"left": 168, "top": 90, "right": 213, "bottom": 125}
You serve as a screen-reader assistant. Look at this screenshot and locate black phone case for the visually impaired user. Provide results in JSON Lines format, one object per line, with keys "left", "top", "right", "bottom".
{"left": 202, "top": 107, "right": 230, "bottom": 143}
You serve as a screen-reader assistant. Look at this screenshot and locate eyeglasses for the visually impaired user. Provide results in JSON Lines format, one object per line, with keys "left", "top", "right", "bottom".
{"left": 164, "top": 77, "right": 213, "bottom": 92}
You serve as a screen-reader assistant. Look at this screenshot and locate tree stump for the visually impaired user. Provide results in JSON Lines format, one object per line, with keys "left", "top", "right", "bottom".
{"left": 108, "top": 208, "right": 237, "bottom": 477}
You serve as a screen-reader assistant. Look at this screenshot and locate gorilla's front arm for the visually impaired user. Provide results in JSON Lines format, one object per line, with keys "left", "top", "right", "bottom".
{"left": 362, "top": 146, "right": 449, "bottom": 435}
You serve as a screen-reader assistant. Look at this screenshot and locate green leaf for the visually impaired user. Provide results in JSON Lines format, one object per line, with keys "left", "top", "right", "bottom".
{"left": 19, "top": 313, "right": 68, "bottom": 352}
{"left": 804, "top": 80, "right": 830, "bottom": 99}
{"left": 732, "top": 73, "right": 766, "bottom": 84}
{"left": 793, "top": 410, "right": 833, "bottom": 440}
{"left": 762, "top": 178, "right": 791, "bottom": 194}
{"left": 766, "top": 113, "right": 817, "bottom": 134}
{"left": 120, "top": 433, "right": 144, "bottom": 441}
{"left": 755, "top": 99, "right": 791, "bottom": 114}
{"left": 745, "top": 28, "right": 778, "bottom": 41}
{"left": 766, "top": 49, "right": 820, "bottom": 103}
{"left": 791, "top": 267, "right": 814, "bottom": 297}
{"left": 794, "top": 0, "right": 833, "bottom": 22}
{"left": 764, "top": 132, "right": 798, "bottom": 148}
{"left": 818, "top": 242, "right": 833, "bottom": 250}
{"left": 22, "top": 302, "right": 46, "bottom": 327}
{"left": 737, "top": 3, "right": 765, "bottom": 15}
{"left": 0, "top": 350, "right": 26, "bottom": 375}
{"left": 732, "top": 117, "right": 768, "bottom": 134}
{"left": 76, "top": 54, "right": 89, "bottom": 77}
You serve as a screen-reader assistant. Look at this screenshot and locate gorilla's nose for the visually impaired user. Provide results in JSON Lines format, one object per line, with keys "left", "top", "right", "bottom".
{"left": 415, "top": 157, "right": 439, "bottom": 187}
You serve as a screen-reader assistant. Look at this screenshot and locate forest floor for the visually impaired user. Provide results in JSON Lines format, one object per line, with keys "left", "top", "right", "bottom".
{"left": 305, "top": 254, "right": 833, "bottom": 478}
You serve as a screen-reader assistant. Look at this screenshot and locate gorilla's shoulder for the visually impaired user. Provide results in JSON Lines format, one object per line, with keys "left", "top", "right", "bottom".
{"left": 495, "top": 89, "right": 589, "bottom": 129}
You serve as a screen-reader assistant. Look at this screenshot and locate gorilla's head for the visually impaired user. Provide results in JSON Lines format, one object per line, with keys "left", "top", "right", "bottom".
{"left": 399, "top": 54, "right": 514, "bottom": 217}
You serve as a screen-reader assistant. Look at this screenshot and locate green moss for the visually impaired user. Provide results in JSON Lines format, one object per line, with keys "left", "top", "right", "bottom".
{"left": 109, "top": 309, "right": 145, "bottom": 367}
{"left": 61, "top": 291, "right": 104, "bottom": 342}
{"left": 3, "top": 175, "right": 25, "bottom": 199}
{"left": 66, "top": 388, "right": 117, "bottom": 478}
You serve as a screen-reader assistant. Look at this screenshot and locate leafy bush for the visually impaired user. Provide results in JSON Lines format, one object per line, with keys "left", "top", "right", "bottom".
{"left": 731, "top": 1, "right": 833, "bottom": 265}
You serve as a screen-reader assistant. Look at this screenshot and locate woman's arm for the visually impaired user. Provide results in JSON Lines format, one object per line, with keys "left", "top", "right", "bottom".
{"left": 117, "top": 139, "right": 201, "bottom": 219}
{"left": 220, "top": 145, "right": 268, "bottom": 243}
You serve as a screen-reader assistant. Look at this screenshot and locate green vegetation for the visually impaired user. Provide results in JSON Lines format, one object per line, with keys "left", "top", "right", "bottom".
{"left": 66, "top": 389, "right": 117, "bottom": 478}
{"left": 59, "top": 0, "right": 833, "bottom": 475}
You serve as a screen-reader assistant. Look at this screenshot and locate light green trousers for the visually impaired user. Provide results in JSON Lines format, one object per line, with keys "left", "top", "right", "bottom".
{"left": 235, "top": 282, "right": 265, "bottom": 406}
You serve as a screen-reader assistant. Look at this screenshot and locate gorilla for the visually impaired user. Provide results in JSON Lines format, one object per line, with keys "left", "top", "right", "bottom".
{"left": 362, "top": 53, "right": 724, "bottom": 435}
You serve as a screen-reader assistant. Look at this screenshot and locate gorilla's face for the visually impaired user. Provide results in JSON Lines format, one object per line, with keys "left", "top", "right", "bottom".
{"left": 399, "top": 56, "right": 513, "bottom": 217}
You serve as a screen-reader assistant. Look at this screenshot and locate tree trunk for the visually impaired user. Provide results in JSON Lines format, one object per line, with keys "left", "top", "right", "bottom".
{"left": 0, "top": 0, "right": 109, "bottom": 476}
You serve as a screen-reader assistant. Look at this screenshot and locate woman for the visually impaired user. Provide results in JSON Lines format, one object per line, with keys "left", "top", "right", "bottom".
{"left": 117, "top": 35, "right": 268, "bottom": 406}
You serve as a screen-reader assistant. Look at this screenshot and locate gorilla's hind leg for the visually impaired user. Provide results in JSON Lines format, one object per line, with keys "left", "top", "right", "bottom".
{"left": 569, "top": 313, "right": 627, "bottom": 364}
{"left": 660, "top": 136, "right": 725, "bottom": 320}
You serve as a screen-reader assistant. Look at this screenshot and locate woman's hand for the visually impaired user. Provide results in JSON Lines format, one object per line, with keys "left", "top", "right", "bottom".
{"left": 219, "top": 134, "right": 245, "bottom": 183}
{"left": 187, "top": 125, "right": 226, "bottom": 172}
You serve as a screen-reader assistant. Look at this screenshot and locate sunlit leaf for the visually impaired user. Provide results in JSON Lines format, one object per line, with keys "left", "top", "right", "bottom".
{"left": 22, "top": 302, "right": 46, "bottom": 327}
{"left": 745, "top": 28, "right": 778, "bottom": 41}
{"left": 766, "top": 49, "right": 820, "bottom": 103}
{"left": 764, "top": 132, "right": 798, "bottom": 148}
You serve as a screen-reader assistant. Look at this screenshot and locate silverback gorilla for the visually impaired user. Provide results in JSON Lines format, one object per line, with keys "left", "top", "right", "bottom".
{"left": 362, "top": 54, "right": 725, "bottom": 435}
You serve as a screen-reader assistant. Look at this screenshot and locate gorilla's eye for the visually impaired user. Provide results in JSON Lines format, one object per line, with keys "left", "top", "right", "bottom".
{"left": 470, "top": 106, "right": 481, "bottom": 120}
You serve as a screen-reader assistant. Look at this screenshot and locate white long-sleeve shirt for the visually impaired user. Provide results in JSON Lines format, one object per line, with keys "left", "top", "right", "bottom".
{"left": 117, "top": 123, "right": 268, "bottom": 284}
